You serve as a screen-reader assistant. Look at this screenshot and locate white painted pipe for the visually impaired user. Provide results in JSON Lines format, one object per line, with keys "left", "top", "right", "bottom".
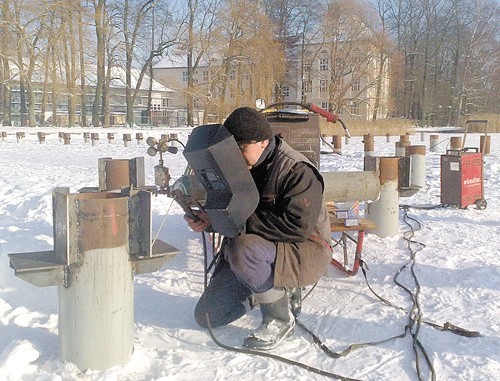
{"left": 91, "top": 133, "right": 99, "bottom": 146}
{"left": 123, "top": 133, "right": 131, "bottom": 147}
{"left": 406, "top": 145, "right": 426, "bottom": 189}
{"left": 395, "top": 141, "right": 407, "bottom": 157}
{"left": 365, "top": 157, "right": 399, "bottom": 237}
{"left": 322, "top": 171, "right": 380, "bottom": 202}
{"left": 58, "top": 195, "right": 134, "bottom": 371}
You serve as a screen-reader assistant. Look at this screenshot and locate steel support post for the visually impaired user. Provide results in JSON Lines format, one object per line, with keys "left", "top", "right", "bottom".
{"left": 365, "top": 157, "right": 399, "bottom": 237}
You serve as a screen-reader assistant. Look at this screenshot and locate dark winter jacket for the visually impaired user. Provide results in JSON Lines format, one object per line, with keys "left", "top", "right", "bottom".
{"left": 246, "top": 135, "right": 332, "bottom": 287}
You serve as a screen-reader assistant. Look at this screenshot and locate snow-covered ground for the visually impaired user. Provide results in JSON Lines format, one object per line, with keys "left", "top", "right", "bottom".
{"left": 0, "top": 127, "right": 498, "bottom": 381}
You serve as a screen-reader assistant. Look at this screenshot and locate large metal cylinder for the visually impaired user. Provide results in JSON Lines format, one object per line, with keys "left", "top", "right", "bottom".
{"left": 58, "top": 193, "right": 134, "bottom": 371}
{"left": 450, "top": 136, "right": 462, "bottom": 150}
{"left": 322, "top": 171, "right": 380, "bottom": 202}
{"left": 406, "top": 145, "right": 427, "bottom": 189}
{"left": 363, "top": 134, "right": 375, "bottom": 157}
{"left": 332, "top": 135, "right": 342, "bottom": 154}
{"left": 365, "top": 157, "right": 400, "bottom": 237}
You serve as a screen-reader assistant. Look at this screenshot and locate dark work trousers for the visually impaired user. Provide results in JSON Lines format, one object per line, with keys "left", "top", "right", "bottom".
{"left": 194, "top": 234, "right": 277, "bottom": 328}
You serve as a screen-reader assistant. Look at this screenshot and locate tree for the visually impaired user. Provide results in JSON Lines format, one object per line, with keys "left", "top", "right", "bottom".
{"left": 117, "top": 0, "right": 180, "bottom": 127}
{"left": 377, "top": 0, "right": 499, "bottom": 124}
{"left": 315, "top": 0, "right": 383, "bottom": 117}
{"left": 207, "top": 0, "right": 285, "bottom": 118}
{"left": 92, "top": 0, "right": 107, "bottom": 127}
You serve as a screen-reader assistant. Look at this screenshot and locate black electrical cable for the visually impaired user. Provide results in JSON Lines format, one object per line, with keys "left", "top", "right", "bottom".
{"left": 397, "top": 206, "right": 436, "bottom": 381}
{"left": 205, "top": 314, "right": 363, "bottom": 381}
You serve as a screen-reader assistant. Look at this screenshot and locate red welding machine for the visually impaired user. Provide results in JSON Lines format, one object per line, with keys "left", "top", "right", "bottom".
{"left": 440, "top": 148, "right": 487, "bottom": 209}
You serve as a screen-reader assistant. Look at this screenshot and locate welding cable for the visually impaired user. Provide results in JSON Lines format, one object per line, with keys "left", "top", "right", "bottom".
{"left": 429, "top": 137, "right": 451, "bottom": 151}
{"left": 296, "top": 320, "right": 410, "bottom": 359}
{"left": 297, "top": 283, "right": 412, "bottom": 362}
{"left": 397, "top": 206, "right": 436, "bottom": 381}
{"left": 204, "top": 309, "right": 363, "bottom": 381}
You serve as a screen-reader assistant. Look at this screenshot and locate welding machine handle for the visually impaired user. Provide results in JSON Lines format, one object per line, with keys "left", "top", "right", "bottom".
{"left": 462, "top": 147, "right": 479, "bottom": 153}
{"left": 305, "top": 103, "right": 339, "bottom": 123}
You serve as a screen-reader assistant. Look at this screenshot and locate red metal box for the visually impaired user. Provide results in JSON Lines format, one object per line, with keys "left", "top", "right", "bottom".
{"left": 440, "top": 148, "right": 485, "bottom": 208}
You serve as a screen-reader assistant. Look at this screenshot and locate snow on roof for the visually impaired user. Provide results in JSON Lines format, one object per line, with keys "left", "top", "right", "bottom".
{"left": 154, "top": 55, "right": 187, "bottom": 69}
{"left": 8, "top": 62, "right": 175, "bottom": 94}
{"left": 86, "top": 65, "right": 175, "bottom": 93}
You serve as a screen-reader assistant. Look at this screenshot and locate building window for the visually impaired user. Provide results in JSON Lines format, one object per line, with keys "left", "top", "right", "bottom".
{"left": 320, "top": 58, "right": 329, "bottom": 71}
{"left": 351, "top": 79, "right": 360, "bottom": 92}
{"left": 182, "top": 71, "right": 188, "bottom": 82}
{"left": 162, "top": 98, "right": 170, "bottom": 108}
{"left": 319, "top": 79, "right": 328, "bottom": 93}
{"left": 304, "top": 80, "right": 312, "bottom": 93}
{"left": 229, "top": 70, "right": 235, "bottom": 81}
{"left": 321, "top": 102, "right": 328, "bottom": 110}
{"left": 203, "top": 70, "right": 209, "bottom": 82}
{"left": 282, "top": 85, "right": 290, "bottom": 98}
{"left": 303, "top": 62, "right": 311, "bottom": 73}
{"left": 350, "top": 102, "right": 360, "bottom": 115}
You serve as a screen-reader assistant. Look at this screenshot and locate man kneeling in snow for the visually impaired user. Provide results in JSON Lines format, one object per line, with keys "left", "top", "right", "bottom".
{"left": 185, "top": 107, "right": 332, "bottom": 350}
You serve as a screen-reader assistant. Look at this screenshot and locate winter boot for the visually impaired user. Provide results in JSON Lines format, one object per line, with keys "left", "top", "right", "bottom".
{"left": 243, "top": 288, "right": 295, "bottom": 350}
{"left": 287, "top": 287, "right": 302, "bottom": 318}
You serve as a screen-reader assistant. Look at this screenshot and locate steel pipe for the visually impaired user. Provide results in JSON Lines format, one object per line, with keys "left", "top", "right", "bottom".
{"left": 365, "top": 157, "right": 400, "bottom": 237}
{"left": 322, "top": 171, "right": 380, "bottom": 203}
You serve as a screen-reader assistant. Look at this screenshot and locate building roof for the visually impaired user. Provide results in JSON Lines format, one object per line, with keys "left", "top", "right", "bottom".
{"left": 9, "top": 63, "right": 175, "bottom": 93}
{"left": 154, "top": 55, "right": 187, "bottom": 69}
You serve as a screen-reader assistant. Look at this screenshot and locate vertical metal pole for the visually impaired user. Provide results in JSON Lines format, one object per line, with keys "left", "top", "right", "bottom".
{"left": 430, "top": 134, "right": 439, "bottom": 152}
{"left": 363, "top": 134, "right": 374, "bottom": 157}
{"left": 450, "top": 136, "right": 462, "bottom": 150}
{"left": 123, "top": 133, "right": 131, "bottom": 147}
{"left": 395, "top": 141, "right": 404, "bottom": 156}
{"left": 58, "top": 194, "right": 134, "bottom": 371}
{"left": 332, "top": 135, "right": 342, "bottom": 154}
{"left": 406, "top": 145, "right": 427, "bottom": 189}
{"left": 365, "top": 157, "right": 399, "bottom": 237}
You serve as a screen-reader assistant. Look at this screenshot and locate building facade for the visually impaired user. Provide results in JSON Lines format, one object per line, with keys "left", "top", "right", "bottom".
{"left": 1, "top": 66, "right": 175, "bottom": 127}
{"left": 153, "top": 42, "right": 390, "bottom": 121}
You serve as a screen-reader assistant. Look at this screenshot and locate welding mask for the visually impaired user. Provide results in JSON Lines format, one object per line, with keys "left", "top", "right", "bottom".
{"left": 183, "top": 124, "right": 260, "bottom": 238}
